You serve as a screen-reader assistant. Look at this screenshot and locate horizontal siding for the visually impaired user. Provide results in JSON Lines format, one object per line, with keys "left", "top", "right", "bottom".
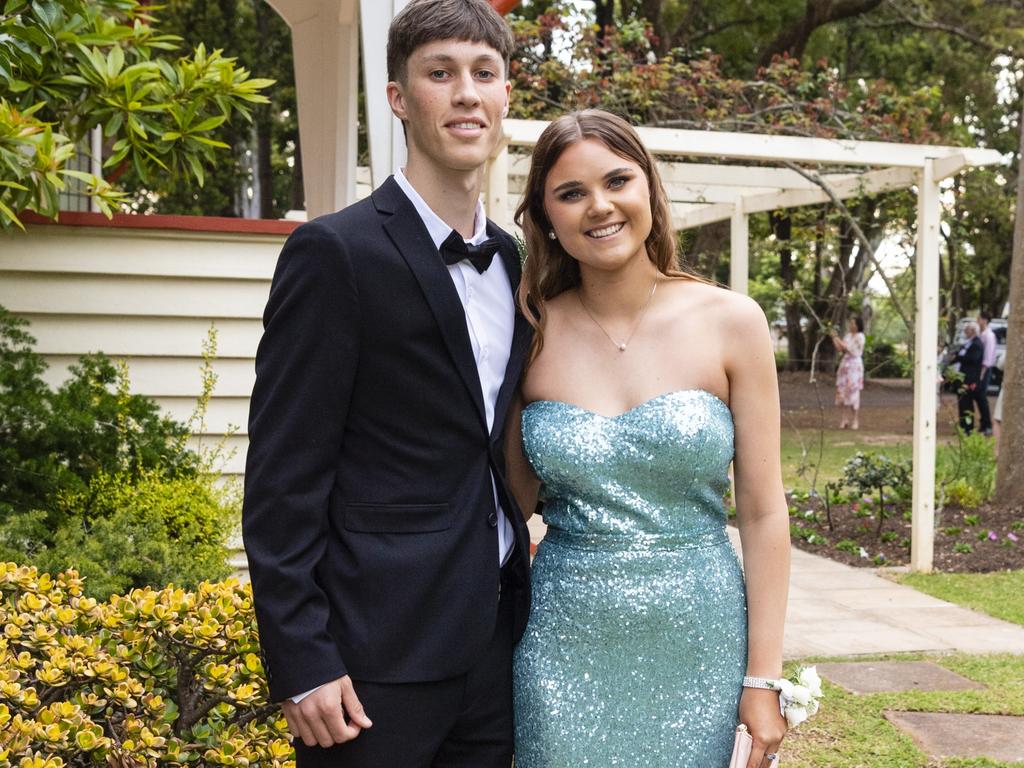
{"left": 0, "top": 273, "right": 270, "bottom": 319}
{"left": 40, "top": 355, "right": 257, "bottom": 398}
{"left": 23, "top": 315, "right": 264, "bottom": 358}
{"left": 1, "top": 225, "right": 278, "bottom": 520}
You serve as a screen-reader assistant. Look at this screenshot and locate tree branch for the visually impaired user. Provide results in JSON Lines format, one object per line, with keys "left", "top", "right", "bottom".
{"left": 882, "top": 0, "right": 1004, "bottom": 53}
{"left": 780, "top": 161, "right": 914, "bottom": 335}
{"left": 758, "top": 0, "right": 885, "bottom": 68}
{"left": 689, "top": 16, "right": 764, "bottom": 44}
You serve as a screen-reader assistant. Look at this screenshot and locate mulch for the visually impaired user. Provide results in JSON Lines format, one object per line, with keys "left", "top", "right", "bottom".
{"left": 788, "top": 497, "right": 1024, "bottom": 572}
{"left": 778, "top": 371, "right": 1022, "bottom": 572}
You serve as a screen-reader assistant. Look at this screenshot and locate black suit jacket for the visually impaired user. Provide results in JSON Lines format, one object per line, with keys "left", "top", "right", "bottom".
{"left": 242, "top": 177, "right": 533, "bottom": 703}
{"left": 956, "top": 337, "right": 984, "bottom": 387}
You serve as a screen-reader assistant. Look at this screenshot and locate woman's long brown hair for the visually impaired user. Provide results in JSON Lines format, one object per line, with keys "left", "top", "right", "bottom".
{"left": 514, "top": 109, "right": 705, "bottom": 362}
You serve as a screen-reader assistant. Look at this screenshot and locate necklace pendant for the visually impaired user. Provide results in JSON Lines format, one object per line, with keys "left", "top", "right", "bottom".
{"left": 618, "top": 343, "right": 627, "bottom": 352}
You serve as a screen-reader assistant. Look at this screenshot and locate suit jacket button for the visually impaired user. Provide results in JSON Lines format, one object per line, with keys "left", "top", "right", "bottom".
{"left": 487, "top": 512, "right": 498, "bottom": 527}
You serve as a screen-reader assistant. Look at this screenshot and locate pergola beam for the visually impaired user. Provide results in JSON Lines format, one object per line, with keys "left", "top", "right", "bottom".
{"left": 740, "top": 166, "right": 919, "bottom": 216}
{"left": 503, "top": 119, "right": 1003, "bottom": 169}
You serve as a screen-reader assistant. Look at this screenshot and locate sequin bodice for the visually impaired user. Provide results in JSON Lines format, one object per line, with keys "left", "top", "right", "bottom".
{"left": 523, "top": 389, "right": 734, "bottom": 542}
{"left": 513, "top": 388, "right": 748, "bottom": 768}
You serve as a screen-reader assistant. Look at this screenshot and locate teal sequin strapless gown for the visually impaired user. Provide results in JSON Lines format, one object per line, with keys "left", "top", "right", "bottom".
{"left": 513, "top": 390, "right": 747, "bottom": 767}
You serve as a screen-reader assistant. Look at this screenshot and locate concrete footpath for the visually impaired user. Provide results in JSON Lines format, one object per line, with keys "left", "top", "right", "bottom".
{"left": 525, "top": 518, "right": 1024, "bottom": 658}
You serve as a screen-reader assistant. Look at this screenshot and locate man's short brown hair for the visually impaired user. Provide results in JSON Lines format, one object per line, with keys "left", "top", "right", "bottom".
{"left": 387, "top": 0, "right": 514, "bottom": 84}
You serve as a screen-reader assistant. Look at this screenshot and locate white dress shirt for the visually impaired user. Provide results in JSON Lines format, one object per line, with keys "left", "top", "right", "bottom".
{"left": 291, "top": 171, "right": 516, "bottom": 704}
{"left": 980, "top": 327, "right": 997, "bottom": 370}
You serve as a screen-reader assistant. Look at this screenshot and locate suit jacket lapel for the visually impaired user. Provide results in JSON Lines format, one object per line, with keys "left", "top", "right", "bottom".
{"left": 375, "top": 179, "right": 488, "bottom": 429}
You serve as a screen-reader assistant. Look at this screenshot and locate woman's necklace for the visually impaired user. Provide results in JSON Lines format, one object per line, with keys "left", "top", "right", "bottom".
{"left": 577, "top": 279, "right": 658, "bottom": 352}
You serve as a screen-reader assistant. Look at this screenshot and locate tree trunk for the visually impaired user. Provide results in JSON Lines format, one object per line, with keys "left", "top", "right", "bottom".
{"left": 995, "top": 102, "right": 1024, "bottom": 503}
{"left": 758, "top": 0, "right": 884, "bottom": 68}
{"left": 686, "top": 219, "right": 729, "bottom": 279}
{"left": 774, "top": 212, "right": 807, "bottom": 369}
{"left": 593, "top": 0, "right": 614, "bottom": 36}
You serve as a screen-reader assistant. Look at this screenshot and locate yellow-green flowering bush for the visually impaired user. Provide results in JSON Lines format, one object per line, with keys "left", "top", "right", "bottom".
{"left": 0, "top": 563, "right": 293, "bottom": 767}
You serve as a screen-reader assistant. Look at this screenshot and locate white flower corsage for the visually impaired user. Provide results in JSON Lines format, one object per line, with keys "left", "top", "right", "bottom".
{"left": 743, "top": 666, "right": 824, "bottom": 728}
{"left": 775, "top": 666, "right": 823, "bottom": 727}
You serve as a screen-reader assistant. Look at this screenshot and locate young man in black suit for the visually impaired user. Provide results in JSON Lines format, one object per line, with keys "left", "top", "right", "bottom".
{"left": 242, "top": 1, "right": 531, "bottom": 764}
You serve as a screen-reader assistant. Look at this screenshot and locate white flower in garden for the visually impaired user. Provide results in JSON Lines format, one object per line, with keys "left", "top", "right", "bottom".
{"left": 798, "top": 666, "right": 823, "bottom": 697}
{"left": 858, "top": 546, "right": 869, "bottom": 558}
{"left": 785, "top": 705, "right": 809, "bottom": 727}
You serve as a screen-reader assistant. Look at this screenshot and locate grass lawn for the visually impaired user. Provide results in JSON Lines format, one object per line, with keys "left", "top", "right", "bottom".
{"left": 782, "top": 653, "right": 1024, "bottom": 767}
{"left": 892, "top": 571, "right": 1024, "bottom": 627}
{"left": 780, "top": 428, "right": 912, "bottom": 490}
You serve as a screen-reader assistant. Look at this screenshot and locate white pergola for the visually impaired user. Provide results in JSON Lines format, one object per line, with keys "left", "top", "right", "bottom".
{"left": 485, "top": 121, "right": 1002, "bottom": 573}
{"left": 264, "top": 0, "right": 1003, "bottom": 571}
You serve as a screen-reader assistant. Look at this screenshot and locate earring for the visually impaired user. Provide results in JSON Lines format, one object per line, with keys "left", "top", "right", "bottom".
{"left": 548, "top": 231, "right": 557, "bottom": 240}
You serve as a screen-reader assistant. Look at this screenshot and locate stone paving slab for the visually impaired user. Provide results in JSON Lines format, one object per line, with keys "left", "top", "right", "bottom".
{"left": 884, "top": 711, "right": 1024, "bottom": 763}
{"left": 817, "top": 661, "right": 986, "bottom": 693}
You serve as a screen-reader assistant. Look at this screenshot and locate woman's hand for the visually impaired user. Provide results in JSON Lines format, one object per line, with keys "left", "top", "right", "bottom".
{"left": 739, "top": 687, "right": 787, "bottom": 767}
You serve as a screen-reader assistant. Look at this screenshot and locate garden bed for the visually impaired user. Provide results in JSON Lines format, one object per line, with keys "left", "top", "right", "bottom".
{"left": 787, "top": 497, "right": 1024, "bottom": 572}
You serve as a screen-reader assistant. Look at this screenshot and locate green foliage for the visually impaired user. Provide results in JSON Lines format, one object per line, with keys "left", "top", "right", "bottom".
{"left": 0, "top": 307, "right": 235, "bottom": 598}
{"left": 0, "top": 0, "right": 273, "bottom": 228}
{"left": 862, "top": 337, "right": 911, "bottom": 379}
{"left": 117, "top": 0, "right": 299, "bottom": 218}
{"left": 0, "top": 307, "right": 196, "bottom": 518}
{"left": 0, "top": 563, "right": 294, "bottom": 766}
{"left": 16, "top": 469, "right": 237, "bottom": 600}
{"left": 937, "top": 430, "right": 996, "bottom": 509}
{"left": 840, "top": 452, "right": 911, "bottom": 537}
{"left": 509, "top": 12, "right": 944, "bottom": 142}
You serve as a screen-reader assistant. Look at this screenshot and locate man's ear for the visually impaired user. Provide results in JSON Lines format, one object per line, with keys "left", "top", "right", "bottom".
{"left": 502, "top": 80, "right": 511, "bottom": 117}
{"left": 387, "top": 80, "right": 407, "bottom": 121}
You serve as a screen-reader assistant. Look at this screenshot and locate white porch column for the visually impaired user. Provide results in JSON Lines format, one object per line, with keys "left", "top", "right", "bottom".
{"left": 730, "top": 201, "right": 749, "bottom": 294}
{"left": 278, "top": 0, "right": 359, "bottom": 218}
{"left": 361, "top": 0, "right": 409, "bottom": 187}
{"left": 911, "top": 158, "right": 940, "bottom": 573}
{"left": 485, "top": 139, "right": 511, "bottom": 231}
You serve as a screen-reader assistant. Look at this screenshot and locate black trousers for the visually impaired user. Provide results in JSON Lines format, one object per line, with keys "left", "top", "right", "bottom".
{"left": 294, "top": 566, "right": 516, "bottom": 768}
{"left": 958, "top": 379, "right": 992, "bottom": 435}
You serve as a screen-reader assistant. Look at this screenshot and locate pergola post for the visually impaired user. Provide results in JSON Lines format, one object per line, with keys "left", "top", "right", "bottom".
{"left": 911, "top": 158, "right": 940, "bottom": 573}
{"left": 730, "top": 201, "right": 749, "bottom": 295}
{"left": 485, "top": 139, "right": 511, "bottom": 231}
{"left": 361, "top": 0, "right": 408, "bottom": 186}
{"left": 274, "top": 0, "right": 360, "bottom": 218}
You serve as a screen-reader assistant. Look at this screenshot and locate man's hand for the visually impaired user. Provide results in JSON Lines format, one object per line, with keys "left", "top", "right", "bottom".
{"left": 282, "top": 675, "right": 372, "bottom": 748}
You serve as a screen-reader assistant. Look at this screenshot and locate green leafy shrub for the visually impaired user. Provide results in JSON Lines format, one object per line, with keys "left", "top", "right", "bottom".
{"left": 937, "top": 430, "right": 995, "bottom": 509}
{"left": 0, "top": 308, "right": 235, "bottom": 598}
{"left": 840, "top": 451, "right": 911, "bottom": 537}
{"left": 863, "top": 338, "right": 911, "bottom": 378}
{"left": 0, "top": 562, "right": 293, "bottom": 766}
{"left": 0, "top": 306, "right": 196, "bottom": 520}
{"left": 5, "top": 470, "right": 237, "bottom": 600}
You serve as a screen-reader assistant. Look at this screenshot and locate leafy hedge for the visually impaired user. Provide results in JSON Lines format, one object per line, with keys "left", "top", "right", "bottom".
{"left": 0, "top": 307, "right": 237, "bottom": 599}
{"left": 0, "top": 563, "right": 293, "bottom": 767}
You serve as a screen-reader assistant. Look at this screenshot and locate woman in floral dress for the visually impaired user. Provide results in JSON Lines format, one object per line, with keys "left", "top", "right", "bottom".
{"left": 831, "top": 317, "right": 865, "bottom": 429}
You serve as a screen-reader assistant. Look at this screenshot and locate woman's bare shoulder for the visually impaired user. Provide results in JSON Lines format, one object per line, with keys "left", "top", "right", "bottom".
{"left": 662, "top": 278, "right": 767, "bottom": 331}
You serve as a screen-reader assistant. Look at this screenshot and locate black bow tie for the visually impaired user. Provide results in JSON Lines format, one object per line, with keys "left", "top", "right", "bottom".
{"left": 440, "top": 230, "right": 501, "bottom": 274}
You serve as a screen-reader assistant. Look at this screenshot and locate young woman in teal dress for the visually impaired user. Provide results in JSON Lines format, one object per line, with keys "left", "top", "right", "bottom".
{"left": 505, "top": 110, "right": 791, "bottom": 768}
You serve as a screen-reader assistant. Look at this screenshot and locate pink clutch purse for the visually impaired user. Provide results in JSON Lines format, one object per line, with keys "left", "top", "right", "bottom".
{"left": 729, "top": 724, "right": 779, "bottom": 768}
